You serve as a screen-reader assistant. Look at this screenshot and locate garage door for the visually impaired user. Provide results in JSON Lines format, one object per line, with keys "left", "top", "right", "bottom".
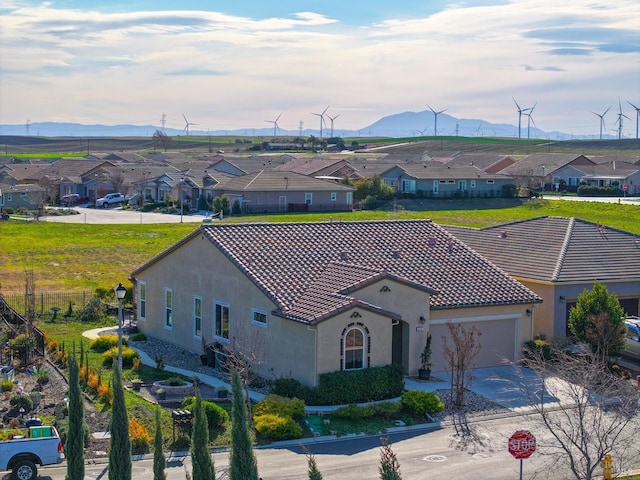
{"left": 429, "top": 318, "right": 516, "bottom": 372}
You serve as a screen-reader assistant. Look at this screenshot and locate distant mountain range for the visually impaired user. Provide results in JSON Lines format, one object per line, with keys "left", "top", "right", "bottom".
{"left": 0, "top": 110, "right": 606, "bottom": 140}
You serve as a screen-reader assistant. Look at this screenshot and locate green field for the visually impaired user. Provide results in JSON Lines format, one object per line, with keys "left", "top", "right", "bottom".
{"left": 0, "top": 198, "right": 637, "bottom": 294}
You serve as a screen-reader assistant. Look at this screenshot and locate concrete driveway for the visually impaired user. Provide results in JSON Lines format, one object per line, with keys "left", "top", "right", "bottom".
{"left": 42, "top": 206, "right": 213, "bottom": 224}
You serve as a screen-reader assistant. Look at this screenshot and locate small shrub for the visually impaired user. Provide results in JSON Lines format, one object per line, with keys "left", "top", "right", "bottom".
{"left": 181, "top": 398, "right": 229, "bottom": 427}
{"left": 46, "top": 339, "right": 59, "bottom": 352}
{"left": 10, "top": 394, "right": 34, "bottom": 412}
{"left": 77, "top": 297, "right": 108, "bottom": 322}
{"left": 254, "top": 414, "right": 303, "bottom": 440}
{"left": 131, "top": 357, "right": 142, "bottom": 372}
{"left": 0, "top": 429, "right": 25, "bottom": 441}
{"left": 102, "top": 346, "right": 139, "bottom": 367}
{"left": 56, "top": 418, "right": 90, "bottom": 448}
{"left": 1, "top": 379, "right": 14, "bottom": 392}
{"left": 333, "top": 403, "right": 376, "bottom": 420}
{"left": 164, "top": 376, "right": 186, "bottom": 386}
{"left": 98, "top": 384, "right": 113, "bottom": 404}
{"left": 90, "top": 335, "right": 127, "bottom": 352}
{"left": 253, "top": 395, "right": 305, "bottom": 419}
{"left": 129, "top": 418, "right": 152, "bottom": 453}
{"left": 401, "top": 390, "right": 444, "bottom": 416}
{"left": 130, "top": 332, "right": 147, "bottom": 342}
{"left": 373, "top": 401, "right": 403, "bottom": 418}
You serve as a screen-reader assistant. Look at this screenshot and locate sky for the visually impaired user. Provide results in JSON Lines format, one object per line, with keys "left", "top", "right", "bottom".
{"left": 1, "top": 0, "right": 639, "bottom": 137}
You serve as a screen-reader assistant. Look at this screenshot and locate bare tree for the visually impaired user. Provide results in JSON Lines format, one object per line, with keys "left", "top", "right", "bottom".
{"left": 153, "top": 130, "right": 174, "bottom": 152}
{"left": 214, "top": 324, "right": 270, "bottom": 419}
{"left": 517, "top": 344, "right": 640, "bottom": 480}
{"left": 441, "top": 320, "right": 482, "bottom": 408}
{"left": 106, "top": 169, "right": 125, "bottom": 194}
{"left": 38, "top": 176, "right": 56, "bottom": 205}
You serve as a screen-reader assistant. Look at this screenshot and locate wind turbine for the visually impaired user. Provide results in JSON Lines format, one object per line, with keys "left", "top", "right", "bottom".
{"left": 326, "top": 113, "right": 341, "bottom": 138}
{"left": 182, "top": 114, "right": 198, "bottom": 136}
{"left": 427, "top": 104, "right": 447, "bottom": 137}
{"left": 591, "top": 106, "right": 611, "bottom": 140}
{"left": 524, "top": 103, "right": 537, "bottom": 139}
{"left": 265, "top": 112, "right": 283, "bottom": 137}
{"left": 311, "top": 105, "right": 329, "bottom": 138}
{"left": 627, "top": 100, "right": 640, "bottom": 139}
{"left": 614, "top": 99, "right": 631, "bottom": 139}
{"left": 512, "top": 97, "right": 533, "bottom": 139}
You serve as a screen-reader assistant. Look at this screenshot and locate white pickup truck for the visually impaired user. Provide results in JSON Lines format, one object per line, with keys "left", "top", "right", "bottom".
{"left": 95, "top": 192, "right": 125, "bottom": 208}
{"left": 0, "top": 426, "right": 65, "bottom": 480}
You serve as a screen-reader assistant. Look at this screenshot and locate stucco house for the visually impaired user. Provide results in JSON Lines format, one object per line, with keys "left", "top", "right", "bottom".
{"left": 212, "top": 170, "right": 355, "bottom": 213}
{"left": 131, "top": 220, "right": 541, "bottom": 387}
{"left": 445, "top": 217, "right": 640, "bottom": 339}
{"left": 380, "top": 164, "right": 515, "bottom": 198}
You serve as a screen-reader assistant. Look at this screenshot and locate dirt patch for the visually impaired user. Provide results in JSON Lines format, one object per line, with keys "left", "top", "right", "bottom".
{"left": 1, "top": 357, "right": 111, "bottom": 460}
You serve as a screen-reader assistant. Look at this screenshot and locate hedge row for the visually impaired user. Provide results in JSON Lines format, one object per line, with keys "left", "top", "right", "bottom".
{"left": 577, "top": 185, "right": 624, "bottom": 197}
{"left": 274, "top": 364, "right": 404, "bottom": 406}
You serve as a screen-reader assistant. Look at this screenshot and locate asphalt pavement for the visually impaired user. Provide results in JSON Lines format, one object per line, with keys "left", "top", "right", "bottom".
{"left": 42, "top": 206, "right": 214, "bottom": 224}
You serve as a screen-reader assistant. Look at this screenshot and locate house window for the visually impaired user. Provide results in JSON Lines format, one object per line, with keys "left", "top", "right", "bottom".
{"left": 330, "top": 192, "right": 337, "bottom": 202}
{"left": 401, "top": 179, "right": 416, "bottom": 193}
{"left": 165, "top": 288, "right": 173, "bottom": 330}
{"left": 458, "top": 180, "right": 466, "bottom": 191}
{"left": 344, "top": 327, "right": 365, "bottom": 370}
{"left": 252, "top": 309, "right": 267, "bottom": 327}
{"left": 305, "top": 193, "right": 313, "bottom": 205}
{"left": 486, "top": 180, "right": 495, "bottom": 184}
{"left": 346, "top": 192, "right": 352, "bottom": 205}
{"left": 470, "top": 180, "right": 476, "bottom": 188}
{"left": 139, "top": 282, "right": 146, "bottom": 321}
{"left": 215, "top": 303, "right": 230, "bottom": 340}
{"left": 433, "top": 180, "right": 439, "bottom": 194}
{"left": 193, "top": 296, "right": 202, "bottom": 339}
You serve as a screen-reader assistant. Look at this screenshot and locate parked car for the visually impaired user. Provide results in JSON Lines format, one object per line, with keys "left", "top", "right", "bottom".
{"left": 125, "top": 193, "right": 141, "bottom": 206}
{"left": 95, "top": 192, "right": 125, "bottom": 208}
{"left": 61, "top": 194, "right": 89, "bottom": 206}
{"left": 0, "top": 426, "right": 64, "bottom": 480}
{"left": 624, "top": 316, "right": 640, "bottom": 342}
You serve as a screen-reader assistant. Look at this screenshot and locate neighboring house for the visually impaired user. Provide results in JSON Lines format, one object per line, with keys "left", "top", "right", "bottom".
{"left": 0, "top": 183, "right": 46, "bottom": 211}
{"left": 445, "top": 217, "right": 640, "bottom": 339}
{"left": 274, "top": 157, "right": 362, "bottom": 181}
{"left": 498, "top": 154, "right": 594, "bottom": 191}
{"left": 380, "top": 163, "right": 515, "bottom": 197}
{"left": 212, "top": 170, "right": 355, "bottom": 213}
{"left": 575, "top": 161, "right": 640, "bottom": 192}
{"left": 131, "top": 220, "right": 541, "bottom": 387}
{"left": 445, "top": 153, "right": 516, "bottom": 174}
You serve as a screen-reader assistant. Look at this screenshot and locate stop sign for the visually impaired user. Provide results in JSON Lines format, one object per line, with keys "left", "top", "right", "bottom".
{"left": 509, "top": 430, "right": 536, "bottom": 459}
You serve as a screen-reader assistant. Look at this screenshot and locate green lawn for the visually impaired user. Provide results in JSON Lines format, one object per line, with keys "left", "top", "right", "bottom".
{"left": 0, "top": 198, "right": 638, "bottom": 294}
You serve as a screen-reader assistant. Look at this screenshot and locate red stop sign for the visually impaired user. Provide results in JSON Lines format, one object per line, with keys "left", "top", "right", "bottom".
{"left": 509, "top": 430, "right": 536, "bottom": 459}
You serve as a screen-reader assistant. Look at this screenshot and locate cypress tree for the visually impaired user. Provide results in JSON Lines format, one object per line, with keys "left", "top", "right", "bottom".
{"left": 379, "top": 437, "right": 402, "bottom": 480}
{"left": 229, "top": 369, "right": 259, "bottom": 480}
{"left": 306, "top": 450, "right": 323, "bottom": 480}
{"left": 153, "top": 407, "right": 167, "bottom": 480}
{"left": 65, "top": 355, "right": 84, "bottom": 480}
{"left": 108, "top": 362, "right": 131, "bottom": 480}
{"left": 190, "top": 388, "right": 215, "bottom": 480}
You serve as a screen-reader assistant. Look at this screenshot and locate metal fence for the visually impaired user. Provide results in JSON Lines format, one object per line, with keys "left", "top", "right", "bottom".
{"left": 0, "top": 291, "right": 94, "bottom": 318}
{"left": 0, "top": 294, "right": 46, "bottom": 362}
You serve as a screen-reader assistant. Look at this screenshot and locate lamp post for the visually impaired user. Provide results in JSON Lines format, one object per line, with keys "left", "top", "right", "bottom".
{"left": 114, "top": 282, "right": 127, "bottom": 370}
{"left": 180, "top": 178, "right": 184, "bottom": 224}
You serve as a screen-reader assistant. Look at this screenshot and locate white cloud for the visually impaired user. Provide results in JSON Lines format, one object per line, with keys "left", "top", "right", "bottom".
{"left": 1, "top": 0, "right": 637, "bottom": 136}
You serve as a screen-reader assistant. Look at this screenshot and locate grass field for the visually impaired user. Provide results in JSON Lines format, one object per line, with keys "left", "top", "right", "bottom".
{"left": 0, "top": 198, "right": 637, "bottom": 294}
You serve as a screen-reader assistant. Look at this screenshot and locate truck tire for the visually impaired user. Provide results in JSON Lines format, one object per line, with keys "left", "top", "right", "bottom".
{"left": 12, "top": 460, "right": 38, "bottom": 480}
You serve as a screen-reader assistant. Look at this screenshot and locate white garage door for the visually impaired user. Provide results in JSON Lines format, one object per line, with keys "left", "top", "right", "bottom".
{"left": 429, "top": 318, "right": 517, "bottom": 372}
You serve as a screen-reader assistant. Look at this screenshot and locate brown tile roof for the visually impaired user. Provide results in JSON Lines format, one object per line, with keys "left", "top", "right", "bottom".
{"left": 213, "top": 170, "right": 354, "bottom": 192}
{"left": 194, "top": 220, "right": 541, "bottom": 323}
{"left": 445, "top": 217, "right": 640, "bottom": 283}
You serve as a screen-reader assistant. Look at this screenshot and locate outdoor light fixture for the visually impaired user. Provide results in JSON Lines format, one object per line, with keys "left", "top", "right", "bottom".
{"left": 419, "top": 316, "right": 426, "bottom": 324}
{"left": 114, "top": 282, "right": 127, "bottom": 370}
{"left": 526, "top": 309, "right": 532, "bottom": 317}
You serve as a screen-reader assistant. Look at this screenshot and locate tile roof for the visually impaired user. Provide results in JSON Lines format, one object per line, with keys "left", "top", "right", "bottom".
{"left": 194, "top": 220, "right": 541, "bottom": 323}
{"left": 444, "top": 217, "right": 640, "bottom": 283}
{"left": 213, "top": 170, "right": 354, "bottom": 192}
{"left": 388, "top": 163, "right": 513, "bottom": 180}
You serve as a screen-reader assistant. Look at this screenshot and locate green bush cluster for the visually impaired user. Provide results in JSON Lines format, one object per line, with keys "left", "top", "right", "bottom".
{"left": 181, "top": 397, "right": 229, "bottom": 427}
{"left": 102, "top": 346, "right": 139, "bottom": 367}
{"left": 577, "top": 185, "right": 624, "bottom": 197}
{"left": 90, "top": 334, "right": 127, "bottom": 352}
{"left": 1, "top": 379, "right": 14, "bottom": 392}
{"left": 523, "top": 337, "right": 552, "bottom": 361}
{"left": 129, "top": 332, "right": 147, "bottom": 342}
{"left": 333, "top": 403, "right": 376, "bottom": 420}
{"left": 56, "top": 417, "right": 91, "bottom": 448}
{"left": 77, "top": 298, "right": 108, "bottom": 322}
{"left": 253, "top": 394, "right": 305, "bottom": 419}
{"left": 401, "top": 390, "right": 444, "bottom": 416}
{"left": 253, "top": 394, "right": 305, "bottom": 441}
{"left": 274, "top": 364, "right": 404, "bottom": 406}
{"left": 10, "top": 394, "right": 34, "bottom": 412}
{"left": 253, "top": 414, "right": 303, "bottom": 440}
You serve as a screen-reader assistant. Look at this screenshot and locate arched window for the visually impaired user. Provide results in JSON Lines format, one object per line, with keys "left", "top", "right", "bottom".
{"left": 344, "top": 327, "right": 365, "bottom": 370}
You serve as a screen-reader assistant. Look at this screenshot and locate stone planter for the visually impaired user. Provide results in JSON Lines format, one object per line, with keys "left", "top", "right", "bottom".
{"left": 152, "top": 379, "right": 194, "bottom": 398}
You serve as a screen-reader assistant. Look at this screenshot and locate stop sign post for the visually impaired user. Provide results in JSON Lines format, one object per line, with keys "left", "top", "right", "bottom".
{"left": 509, "top": 430, "right": 536, "bottom": 480}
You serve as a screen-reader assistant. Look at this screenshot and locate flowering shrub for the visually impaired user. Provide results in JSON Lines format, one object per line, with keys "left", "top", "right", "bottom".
{"left": 254, "top": 414, "right": 302, "bottom": 440}
{"left": 102, "top": 346, "right": 139, "bottom": 368}
{"left": 97, "top": 384, "right": 112, "bottom": 404}
{"left": 129, "top": 418, "right": 152, "bottom": 453}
